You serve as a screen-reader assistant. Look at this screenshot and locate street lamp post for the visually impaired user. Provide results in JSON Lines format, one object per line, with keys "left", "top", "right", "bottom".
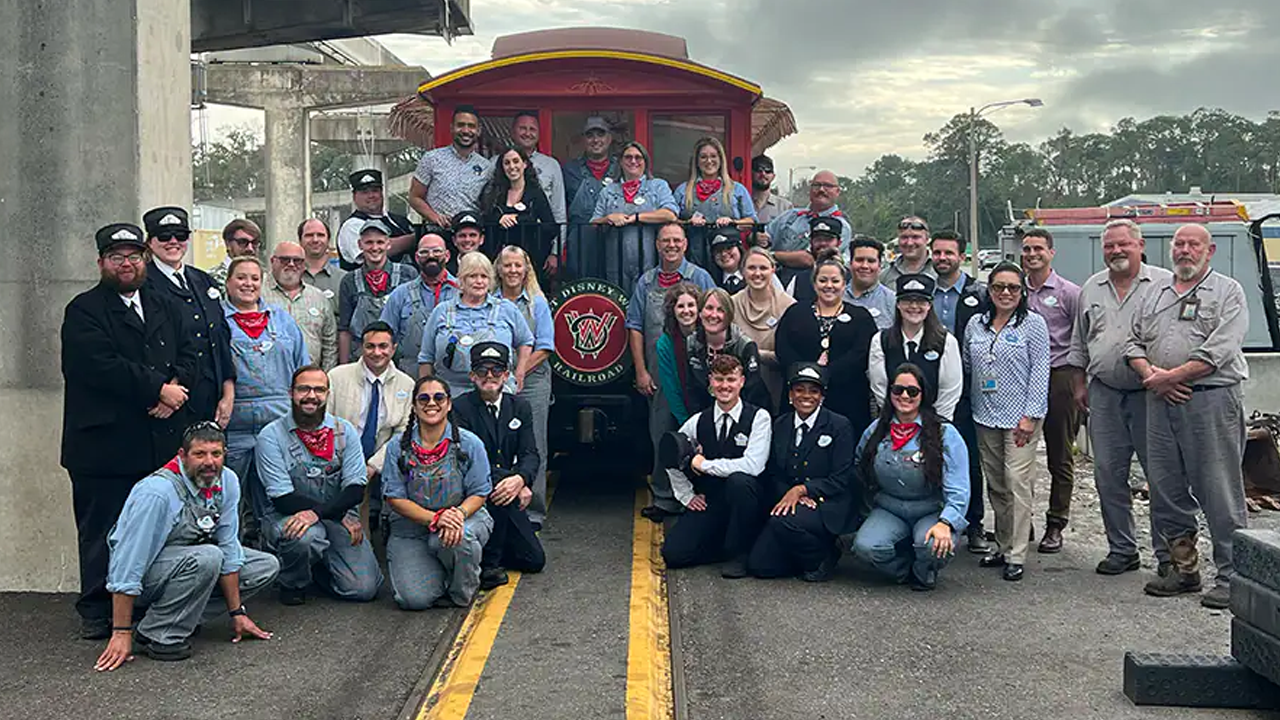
{"left": 788, "top": 165, "right": 818, "bottom": 202}
{"left": 968, "top": 98, "right": 1043, "bottom": 277}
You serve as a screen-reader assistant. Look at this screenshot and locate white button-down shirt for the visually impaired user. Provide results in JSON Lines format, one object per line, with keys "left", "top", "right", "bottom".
{"left": 668, "top": 399, "right": 773, "bottom": 507}
{"left": 120, "top": 292, "right": 144, "bottom": 321}
{"left": 356, "top": 361, "right": 393, "bottom": 434}
{"left": 793, "top": 409, "right": 819, "bottom": 446}
{"left": 152, "top": 258, "right": 187, "bottom": 289}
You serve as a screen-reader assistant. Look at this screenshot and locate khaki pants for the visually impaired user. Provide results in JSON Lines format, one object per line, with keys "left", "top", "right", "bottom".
{"left": 977, "top": 421, "right": 1044, "bottom": 564}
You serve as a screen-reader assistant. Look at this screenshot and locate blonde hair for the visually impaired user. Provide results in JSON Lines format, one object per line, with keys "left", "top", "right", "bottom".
{"left": 457, "top": 251, "right": 496, "bottom": 293}
{"left": 684, "top": 137, "right": 735, "bottom": 210}
{"left": 743, "top": 245, "right": 777, "bottom": 269}
{"left": 497, "top": 245, "right": 544, "bottom": 300}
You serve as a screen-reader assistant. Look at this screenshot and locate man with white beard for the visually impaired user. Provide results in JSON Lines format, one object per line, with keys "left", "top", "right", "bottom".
{"left": 1123, "top": 222, "right": 1249, "bottom": 610}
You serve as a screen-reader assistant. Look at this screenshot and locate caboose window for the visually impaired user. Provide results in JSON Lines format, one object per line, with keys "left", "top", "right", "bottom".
{"left": 550, "top": 111, "right": 635, "bottom": 163}
{"left": 649, "top": 113, "right": 726, "bottom": 182}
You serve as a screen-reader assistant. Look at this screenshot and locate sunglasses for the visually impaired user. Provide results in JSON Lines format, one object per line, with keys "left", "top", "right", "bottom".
{"left": 898, "top": 221, "right": 928, "bottom": 231}
{"left": 890, "top": 384, "right": 922, "bottom": 398}
{"left": 990, "top": 283, "right": 1024, "bottom": 295}
{"left": 156, "top": 232, "right": 190, "bottom": 242}
{"left": 415, "top": 392, "right": 449, "bottom": 406}
{"left": 273, "top": 256, "right": 305, "bottom": 266}
{"left": 473, "top": 365, "right": 506, "bottom": 378}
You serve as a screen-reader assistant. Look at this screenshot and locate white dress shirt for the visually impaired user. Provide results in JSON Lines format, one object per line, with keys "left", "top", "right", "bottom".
{"left": 668, "top": 399, "right": 772, "bottom": 507}
{"left": 152, "top": 258, "right": 187, "bottom": 289}
{"left": 868, "top": 327, "right": 962, "bottom": 421}
{"left": 120, "top": 292, "right": 144, "bottom": 321}
{"left": 793, "top": 409, "right": 819, "bottom": 447}
{"left": 356, "top": 362, "right": 393, "bottom": 434}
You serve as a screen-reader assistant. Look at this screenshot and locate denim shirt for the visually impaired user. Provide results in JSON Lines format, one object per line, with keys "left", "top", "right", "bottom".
{"left": 224, "top": 301, "right": 309, "bottom": 434}
{"left": 417, "top": 296, "right": 535, "bottom": 393}
{"left": 381, "top": 423, "right": 492, "bottom": 504}
{"left": 380, "top": 273, "right": 461, "bottom": 344}
{"left": 500, "top": 289, "right": 555, "bottom": 353}
{"left": 623, "top": 259, "right": 716, "bottom": 332}
{"left": 254, "top": 413, "right": 366, "bottom": 514}
{"left": 855, "top": 419, "right": 970, "bottom": 531}
{"left": 106, "top": 463, "right": 244, "bottom": 595}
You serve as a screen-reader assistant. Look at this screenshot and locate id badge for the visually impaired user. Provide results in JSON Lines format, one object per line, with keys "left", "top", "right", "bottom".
{"left": 1179, "top": 296, "right": 1200, "bottom": 321}
{"left": 980, "top": 375, "right": 999, "bottom": 393}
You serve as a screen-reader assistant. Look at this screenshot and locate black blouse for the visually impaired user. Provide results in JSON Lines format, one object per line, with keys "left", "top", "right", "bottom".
{"left": 775, "top": 300, "right": 877, "bottom": 436}
{"left": 482, "top": 182, "right": 559, "bottom": 264}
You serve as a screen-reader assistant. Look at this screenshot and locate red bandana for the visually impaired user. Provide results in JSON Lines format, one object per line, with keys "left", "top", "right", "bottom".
{"left": 890, "top": 423, "right": 920, "bottom": 451}
{"left": 695, "top": 178, "right": 723, "bottom": 202}
{"left": 657, "top": 271, "right": 683, "bottom": 289}
{"left": 586, "top": 158, "right": 610, "bottom": 181}
{"left": 364, "top": 268, "right": 390, "bottom": 295}
{"left": 429, "top": 276, "right": 458, "bottom": 304}
{"left": 621, "top": 179, "right": 642, "bottom": 204}
{"left": 232, "top": 311, "right": 269, "bottom": 339}
{"left": 294, "top": 427, "right": 335, "bottom": 461}
{"left": 412, "top": 438, "right": 451, "bottom": 466}
{"left": 796, "top": 208, "right": 843, "bottom": 218}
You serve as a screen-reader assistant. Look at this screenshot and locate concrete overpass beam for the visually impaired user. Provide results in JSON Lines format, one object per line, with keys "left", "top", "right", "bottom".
{"left": 0, "top": 0, "right": 191, "bottom": 592}
{"left": 205, "top": 64, "right": 427, "bottom": 111}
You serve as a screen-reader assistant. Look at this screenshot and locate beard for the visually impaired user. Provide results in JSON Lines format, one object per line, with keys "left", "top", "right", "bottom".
{"left": 752, "top": 178, "right": 771, "bottom": 192}
{"left": 186, "top": 464, "right": 222, "bottom": 488}
{"left": 419, "top": 258, "right": 443, "bottom": 279}
{"left": 292, "top": 402, "right": 327, "bottom": 427}
{"left": 1174, "top": 257, "right": 1207, "bottom": 281}
{"left": 1105, "top": 255, "right": 1131, "bottom": 273}
{"left": 101, "top": 264, "right": 146, "bottom": 292}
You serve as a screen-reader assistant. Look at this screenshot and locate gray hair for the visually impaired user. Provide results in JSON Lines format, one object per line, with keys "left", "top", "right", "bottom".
{"left": 1102, "top": 218, "right": 1142, "bottom": 241}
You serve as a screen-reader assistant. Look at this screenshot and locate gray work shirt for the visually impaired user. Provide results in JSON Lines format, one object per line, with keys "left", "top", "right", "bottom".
{"left": 879, "top": 256, "right": 936, "bottom": 289}
{"left": 413, "top": 145, "right": 494, "bottom": 219}
{"left": 844, "top": 282, "right": 896, "bottom": 329}
{"left": 754, "top": 192, "right": 793, "bottom": 225}
{"left": 1123, "top": 268, "right": 1250, "bottom": 387}
{"left": 1068, "top": 264, "right": 1171, "bottom": 390}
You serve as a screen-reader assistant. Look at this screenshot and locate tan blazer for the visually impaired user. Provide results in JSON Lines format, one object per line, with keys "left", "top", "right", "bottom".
{"left": 327, "top": 360, "right": 416, "bottom": 473}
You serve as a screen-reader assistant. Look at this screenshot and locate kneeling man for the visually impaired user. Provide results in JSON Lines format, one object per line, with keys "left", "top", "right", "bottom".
{"left": 748, "top": 363, "right": 856, "bottom": 582}
{"left": 661, "top": 353, "right": 772, "bottom": 578}
{"left": 96, "top": 422, "right": 277, "bottom": 670}
{"left": 254, "top": 366, "right": 383, "bottom": 605}
{"left": 452, "top": 342, "right": 547, "bottom": 590}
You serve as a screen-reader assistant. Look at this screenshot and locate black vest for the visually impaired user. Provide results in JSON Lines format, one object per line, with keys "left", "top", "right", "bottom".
{"left": 695, "top": 402, "right": 761, "bottom": 461}
{"left": 340, "top": 210, "right": 418, "bottom": 270}
{"left": 881, "top": 331, "right": 943, "bottom": 408}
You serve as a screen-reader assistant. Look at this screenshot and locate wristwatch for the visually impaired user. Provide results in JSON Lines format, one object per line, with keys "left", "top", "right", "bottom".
{"left": 228, "top": 605, "right": 247, "bottom": 618}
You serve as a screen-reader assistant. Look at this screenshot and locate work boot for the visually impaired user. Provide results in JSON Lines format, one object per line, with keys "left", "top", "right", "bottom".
{"left": 479, "top": 567, "right": 509, "bottom": 591}
{"left": 1095, "top": 553, "right": 1141, "bottom": 575}
{"left": 966, "top": 526, "right": 990, "bottom": 555}
{"left": 801, "top": 547, "right": 839, "bottom": 583}
{"left": 720, "top": 554, "right": 749, "bottom": 579}
{"left": 134, "top": 633, "right": 192, "bottom": 662}
{"left": 80, "top": 617, "right": 111, "bottom": 641}
{"left": 278, "top": 586, "right": 307, "bottom": 606}
{"left": 1037, "top": 525, "right": 1064, "bottom": 554}
{"left": 1201, "top": 582, "right": 1231, "bottom": 610}
{"left": 1143, "top": 533, "right": 1202, "bottom": 597}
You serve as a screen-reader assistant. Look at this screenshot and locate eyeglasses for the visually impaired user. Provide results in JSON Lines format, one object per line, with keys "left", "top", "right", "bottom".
{"left": 473, "top": 366, "right": 505, "bottom": 378}
{"left": 293, "top": 384, "right": 328, "bottom": 395}
{"left": 156, "top": 232, "right": 190, "bottom": 243}
{"left": 416, "top": 392, "right": 449, "bottom": 406}
{"left": 231, "top": 236, "right": 261, "bottom": 249}
{"left": 753, "top": 167, "right": 774, "bottom": 174}
{"left": 416, "top": 248, "right": 447, "bottom": 257}
{"left": 105, "top": 252, "right": 144, "bottom": 266}
{"left": 273, "top": 257, "right": 305, "bottom": 266}
{"left": 898, "top": 221, "right": 928, "bottom": 231}
{"left": 990, "top": 283, "right": 1024, "bottom": 295}
{"left": 622, "top": 154, "right": 645, "bottom": 162}
{"left": 890, "top": 384, "right": 922, "bottom": 398}
{"left": 810, "top": 182, "right": 839, "bottom": 190}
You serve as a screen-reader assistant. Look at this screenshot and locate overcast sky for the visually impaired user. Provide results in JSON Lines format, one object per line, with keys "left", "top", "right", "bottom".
{"left": 203, "top": 0, "right": 1278, "bottom": 185}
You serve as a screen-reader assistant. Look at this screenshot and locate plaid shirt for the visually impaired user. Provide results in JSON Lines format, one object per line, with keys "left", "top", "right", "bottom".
{"left": 262, "top": 282, "right": 338, "bottom": 370}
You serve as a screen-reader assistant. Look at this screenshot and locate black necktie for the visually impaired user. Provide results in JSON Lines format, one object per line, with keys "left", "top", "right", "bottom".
{"left": 719, "top": 413, "right": 731, "bottom": 445}
{"left": 907, "top": 340, "right": 919, "bottom": 362}
{"left": 175, "top": 271, "right": 187, "bottom": 292}
{"left": 796, "top": 423, "right": 809, "bottom": 448}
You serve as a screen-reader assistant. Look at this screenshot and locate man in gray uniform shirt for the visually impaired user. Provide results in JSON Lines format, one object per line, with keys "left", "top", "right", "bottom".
{"left": 1124, "top": 222, "right": 1249, "bottom": 610}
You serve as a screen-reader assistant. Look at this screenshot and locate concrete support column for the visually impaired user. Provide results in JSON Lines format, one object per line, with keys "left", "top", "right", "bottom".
{"left": 263, "top": 103, "right": 312, "bottom": 251}
{"left": 0, "top": 0, "right": 191, "bottom": 591}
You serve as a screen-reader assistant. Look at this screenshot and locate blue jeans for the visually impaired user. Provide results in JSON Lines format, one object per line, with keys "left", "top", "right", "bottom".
{"left": 852, "top": 499, "right": 951, "bottom": 583}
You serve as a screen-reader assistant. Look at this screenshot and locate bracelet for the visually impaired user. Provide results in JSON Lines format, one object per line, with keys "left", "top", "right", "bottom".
{"left": 429, "top": 508, "right": 444, "bottom": 532}
{"left": 228, "top": 605, "right": 247, "bottom": 618}
{"left": 111, "top": 625, "right": 134, "bottom": 633}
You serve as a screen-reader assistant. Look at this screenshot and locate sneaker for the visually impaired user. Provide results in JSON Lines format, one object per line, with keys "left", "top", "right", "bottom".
{"left": 720, "top": 555, "right": 749, "bottom": 579}
{"left": 1095, "top": 553, "right": 1141, "bottom": 575}
{"left": 80, "top": 617, "right": 111, "bottom": 641}
{"left": 966, "top": 527, "right": 991, "bottom": 555}
{"left": 479, "top": 567, "right": 509, "bottom": 591}
{"left": 134, "top": 633, "right": 192, "bottom": 662}
{"left": 1201, "top": 582, "right": 1230, "bottom": 610}
{"left": 278, "top": 587, "right": 307, "bottom": 606}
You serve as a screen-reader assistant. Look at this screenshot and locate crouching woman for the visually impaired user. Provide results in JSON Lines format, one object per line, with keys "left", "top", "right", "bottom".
{"left": 852, "top": 364, "right": 970, "bottom": 590}
{"left": 382, "top": 375, "right": 493, "bottom": 609}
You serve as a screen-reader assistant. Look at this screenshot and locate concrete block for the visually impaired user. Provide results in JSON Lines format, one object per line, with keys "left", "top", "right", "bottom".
{"left": 1232, "top": 618, "right": 1280, "bottom": 688}
{"left": 1233, "top": 575, "right": 1280, "bottom": 639}
{"left": 1235, "top": 529, "right": 1280, "bottom": 592}
{"left": 1122, "top": 651, "right": 1280, "bottom": 709}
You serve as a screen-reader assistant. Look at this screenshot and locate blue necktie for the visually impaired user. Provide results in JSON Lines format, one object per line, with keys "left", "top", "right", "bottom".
{"left": 361, "top": 380, "right": 381, "bottom": 459}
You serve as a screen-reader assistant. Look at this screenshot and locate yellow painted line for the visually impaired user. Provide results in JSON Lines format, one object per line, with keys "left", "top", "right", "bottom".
{"left": 415, "top": 571, "right": 521, "bottom": 720}
{"left": 418, "top": 50, "right": 762, "bottom": 96}
{"left": 626, "top": 487, "right": 675, "bottom": 720}
{"left": 414, "top": 478, "right": 555, "bottom": 720}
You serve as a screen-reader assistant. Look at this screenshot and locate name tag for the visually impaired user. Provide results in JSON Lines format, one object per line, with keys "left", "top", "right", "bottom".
{"left": 817, "top": 434, "right": 832, "bottom": 447}
{"left": 963, "top": 296, "right": 979, "bottom": 307}
{"left": 1179, "top": 296, "right": 1200, "bottom": 321}
{"left": 980, "top": 376, "right": 999, "bottom": 393}
{"left": 734, "top": 432, "right": 749, "bottom": 447}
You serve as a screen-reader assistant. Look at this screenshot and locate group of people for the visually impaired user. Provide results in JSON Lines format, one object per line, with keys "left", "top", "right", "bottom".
{"left": 64, "top": 102, "right": 1251, "bottom": 672}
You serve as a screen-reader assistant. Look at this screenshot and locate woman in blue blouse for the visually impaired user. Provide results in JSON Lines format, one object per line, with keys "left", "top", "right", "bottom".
{"left": 382, "top": 375, "right": 493, "bottom": 609}
{"left": 852, "top": 364, "right": 970, "bottom": 591}
{"left": 417, "top": 251, "right": 534, "bottom": 396}
{"left": 496, "top": 244, "right": 555, "bottom": 526}
{"left": 589, "top": 141, "right": 679, "bottom": 296}
{"left": 673, "top": 137, "right": 757, "bottom": 265}
{"left": 962, "top": 262, "right": 1051, "bottom": 582}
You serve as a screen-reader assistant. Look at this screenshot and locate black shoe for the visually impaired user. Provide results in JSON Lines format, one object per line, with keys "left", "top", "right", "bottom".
{"left": 979, "top": 553, "right": 1007, "bottom": 568}
{"left": 1002, "top": 564, "right": 1024, "bottom": 582}
{"left": 279, "top": 587, "right": 307, "bottom": 606}
{"left": 80, "top": 617, "right": 111, "bottom": 641}
{"left": 1095, "top": 553, "right": 1141, "bottom": 575}
{"left": 909, "top": 567, "right": 937, "bottom": 592}
{"left": 800, "top": 549, "right": 839, "bottom": 583}
{"left": 966, "top": 528, "right": 991, "bottom": 555}
{"left": 720, "top": 555, "right": 749, "bottom": 579}
{"left": 479, "top": 567, "right": 509, "bottom": 591}
{"left": 640, "top": 505, "right": 672, "bottom": 523}
{"left": 1029, "top": 523, "right": 1036, "bottom": 542}
{"left": 1157, "top": 561, "right": 1173, "bottom": 578}
{"left": 134, "top": 633, "right": 192, "bottom": 662}
{"left": 1037, "top": 525, "right": 1064, "bottom": 554}
{"left": 530, "top": 521, "right": 543, "bottom": 533}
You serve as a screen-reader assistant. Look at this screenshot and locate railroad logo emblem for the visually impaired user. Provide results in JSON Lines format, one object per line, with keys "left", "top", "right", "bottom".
{"left": 551, "top": 279, "right": 631, "bottom": 386}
